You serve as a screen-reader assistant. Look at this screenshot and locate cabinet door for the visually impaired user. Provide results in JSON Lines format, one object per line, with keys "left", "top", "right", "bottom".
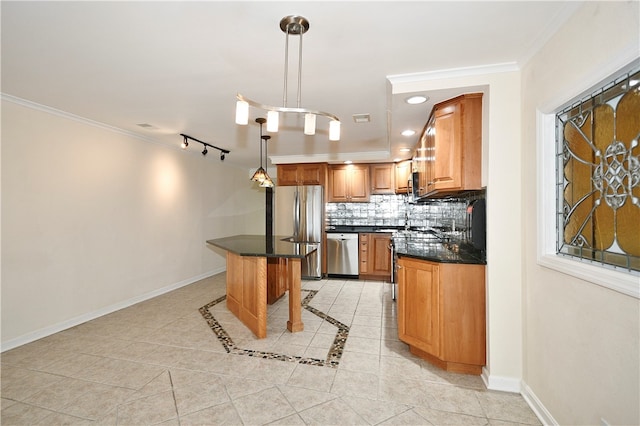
{"left": 370, "top": 234, "right": 392, "bottom": 277}
{"left": 439, "top": 263, "right": 486, "bottom": 366}
{"left": 277, "top": 165, "right": 301, "bottom": 186}
{"left": 359, "top": 233, "right": 370, "bottom": 274}
{"left": 328, "top": 165, "right": 370, "bottom": 202}
{"left": 349, "top": 165, "right": 370, "bottom": 202}
{"left": 397, "top": 257, "right": 440, "bottom": 355}
{"left": 432, "top": 103, "right": 462, "bottom": 191}
{"left": 395, "top": 160, "right": 412, "bottom": 194}
{"left": 419, "top": 93, "right": 482, "bottom": 197}
{"left": 370, "top": 163, "right": 395, "bottom": 195}
{"left": 416, "top": 117, "right": 432, "bottom": 197}
{"left": 299, "top": 163, "right": 326, "bottom": 185}
{"left": 328, "top": 167, "right": 349, "bottom": 202}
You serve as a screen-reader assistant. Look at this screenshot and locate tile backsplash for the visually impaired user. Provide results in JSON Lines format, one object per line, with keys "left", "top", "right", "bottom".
{"left": 326, "top": 191, "right": 485, "bottom": 238}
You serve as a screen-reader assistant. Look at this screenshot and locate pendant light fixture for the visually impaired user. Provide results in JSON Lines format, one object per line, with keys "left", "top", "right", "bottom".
{"left": 260, "top": 132, "right": 274, "bottom": 188}
{"left": 251, "top": 118, "right": 274, "bottom": 187}
{"left": 235, "top": 15, "right": 340, "bottom": 141}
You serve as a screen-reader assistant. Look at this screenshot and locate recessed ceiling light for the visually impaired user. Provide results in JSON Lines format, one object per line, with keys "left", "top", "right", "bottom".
{"left": 400, "top": 148, "right": 411, "bottom": 153}
{"left": 393, "top": 158, "right": 402, "bottom": 162}
{"left": 405, "top": 95, "right": 428, "bottom": 105}
{"left": 401, "top": 129, "right": 416, "bottom": 137}
{"left": 344, "top": 160, "right": 353, "bottom": 164}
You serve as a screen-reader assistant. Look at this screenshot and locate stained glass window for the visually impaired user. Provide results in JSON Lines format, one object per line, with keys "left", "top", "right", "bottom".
{"left": 556, "top": 67, "right": 640, "bottom": 274}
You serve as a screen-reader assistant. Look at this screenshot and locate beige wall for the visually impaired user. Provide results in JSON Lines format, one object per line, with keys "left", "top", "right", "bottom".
{"left": 521, "top": 2, "right": 639, "bottom": 425}
{"left": 1, "top": 99, "right": 265, "bottom": 348}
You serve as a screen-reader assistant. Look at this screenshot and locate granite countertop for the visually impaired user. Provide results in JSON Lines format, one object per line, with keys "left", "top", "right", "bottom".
{"left": 207, "top": 235, "right": 318, "bottom": 259}
{"left": 393, "top": 233, "right": 486, "bottom": 265}
{"left": 326, "top": 226, "right": 485, "bottom": 264}
{"left": 326, "top": 225, "right": 404, "bottom": 233}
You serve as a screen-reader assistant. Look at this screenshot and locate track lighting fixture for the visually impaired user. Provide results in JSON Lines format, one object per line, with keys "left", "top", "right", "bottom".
{"left": 179, "top": 133, "right": 230, "bottom": 162}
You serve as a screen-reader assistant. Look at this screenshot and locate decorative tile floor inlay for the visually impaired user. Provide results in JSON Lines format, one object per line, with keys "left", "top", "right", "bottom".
{"left": 199, "top": 289, "right": 350, "bottom": 368}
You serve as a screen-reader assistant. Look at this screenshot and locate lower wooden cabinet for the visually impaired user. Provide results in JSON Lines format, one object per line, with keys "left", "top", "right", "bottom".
{"left": 359, "top": 233, "right": 392, "bottom": 280}
{"left": 397, "top": 256, "right": 486, "bottom": 375}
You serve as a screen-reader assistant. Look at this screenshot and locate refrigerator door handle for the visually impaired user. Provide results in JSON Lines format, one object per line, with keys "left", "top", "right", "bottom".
{"left": 293, "top": 187, "right": 300, "bottom": 240}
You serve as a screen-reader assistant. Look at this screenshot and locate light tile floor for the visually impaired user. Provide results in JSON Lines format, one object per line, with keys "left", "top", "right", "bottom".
{"left": 1, "top": 274, "right": 540, "bottom": 425}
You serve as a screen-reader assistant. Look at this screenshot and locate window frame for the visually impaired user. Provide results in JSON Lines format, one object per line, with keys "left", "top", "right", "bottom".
{"left": 536, "top": 63, "right": 640, "bottom": 298}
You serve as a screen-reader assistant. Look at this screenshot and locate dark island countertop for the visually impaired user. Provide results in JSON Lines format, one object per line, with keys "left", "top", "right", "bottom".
{"left": 206, "top": 235, "right": 318, "bottom": 259}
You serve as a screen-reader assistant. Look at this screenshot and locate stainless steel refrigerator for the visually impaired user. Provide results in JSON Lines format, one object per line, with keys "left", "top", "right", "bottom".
{"left": 274, "top": 185, "right": 323, "bottom": 279}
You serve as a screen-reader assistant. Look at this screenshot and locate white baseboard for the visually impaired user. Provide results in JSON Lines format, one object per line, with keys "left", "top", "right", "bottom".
{"left": 521, "top": 382, "right": 558, "bottom": 426}
{"left": 481, "top": 367, "right": 556, "bottom": 426}
{"left": 481, "top": 366, "right": 522, "bottom": 393}
{"left": 1, "top": 268, "right": 224, "bottom": 352}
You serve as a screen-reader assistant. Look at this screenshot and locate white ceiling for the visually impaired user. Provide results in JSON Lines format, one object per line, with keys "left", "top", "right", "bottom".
{"left": 1, "top": 1, "right": 580, "bottom": 169}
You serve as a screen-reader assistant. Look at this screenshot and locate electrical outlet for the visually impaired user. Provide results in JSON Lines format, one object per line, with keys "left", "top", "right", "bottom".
{"left": 600, "top": 418, "right": 611, "bottom": 426}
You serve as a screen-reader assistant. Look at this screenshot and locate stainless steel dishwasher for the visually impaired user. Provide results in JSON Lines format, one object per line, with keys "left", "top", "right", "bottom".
{"left": 326, "top": 233, "right": 359, "bottom": 278}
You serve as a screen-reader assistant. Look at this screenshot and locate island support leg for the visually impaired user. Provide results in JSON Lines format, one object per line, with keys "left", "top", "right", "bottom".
{"left": 286, "top": 258, "right": 304, "bottom": 332}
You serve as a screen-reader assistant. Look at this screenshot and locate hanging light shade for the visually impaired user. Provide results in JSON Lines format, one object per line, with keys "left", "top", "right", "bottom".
{"left": 329, "top": 120, "right": 341, "bottom": 141}
{"left": 260, "top": 131, "right": 275, "bottom": 187}
{"left": 235, "top": 15, "right": 340, "bottom": 141}
{"left": 251, "top": 118, "right": 274, "bottom": 186}
{"left": 266, "top": 110, "right": 279, "bottom": 133}
{"left": 304, "top": 113, "right": 316, "bottom": 135}
{"left": 235, "top": 100, "right": 249, "bottom": 125}
{"left": 251, "top": 167, "right": 268, "bottom": 183}
{"left": 260, "top": 173, "right": 275, "bottom": 188}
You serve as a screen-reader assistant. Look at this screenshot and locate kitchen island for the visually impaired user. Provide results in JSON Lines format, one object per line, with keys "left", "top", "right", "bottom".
{"left": 206, "top": 235, "right": 317, "bottom": 339}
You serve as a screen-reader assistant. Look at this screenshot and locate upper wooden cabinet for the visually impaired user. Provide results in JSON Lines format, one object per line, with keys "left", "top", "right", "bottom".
{"left": 394, "top": 160, "right": 412, "bottom": 194}
{"left": 397, "top": 256, "right": 486, "bottom": 375}
{"left": 416, "top": 93, "right": 483, "bottom": 198}
{"left": 370, "top": 163, "right": 395, "bottom": 195}
{"left": 277, "top": 163, "right": 327, "bottom": 186}
{"left": 327, "top": 164, "right": 370, "bottom": 202}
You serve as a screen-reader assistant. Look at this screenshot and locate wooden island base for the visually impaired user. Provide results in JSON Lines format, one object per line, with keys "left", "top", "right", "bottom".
{"left": 225, "top": 252, "right": 303, "bottom": 338}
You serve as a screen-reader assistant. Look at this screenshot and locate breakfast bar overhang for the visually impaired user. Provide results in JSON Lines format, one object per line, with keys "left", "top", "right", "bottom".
{"left": 206, "top": 235, "right": 318, "bottom": 339}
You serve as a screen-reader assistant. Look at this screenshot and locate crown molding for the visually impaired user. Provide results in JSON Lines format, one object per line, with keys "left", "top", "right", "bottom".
{"left": 1, "top": 92, "right": 166, "bottom": 147}
{"left": 387, "top": 62, "right": 520, "bottom": 89}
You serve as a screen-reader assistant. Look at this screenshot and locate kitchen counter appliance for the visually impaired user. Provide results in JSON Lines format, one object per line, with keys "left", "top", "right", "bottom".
{"left": 327, "top": 233, "right": 359, "bottom": 278}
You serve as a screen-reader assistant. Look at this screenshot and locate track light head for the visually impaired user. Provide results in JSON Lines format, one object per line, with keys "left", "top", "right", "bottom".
{"left": 202, "top": 147, "right": 208, "bottom": 156}
{"left": 181, "top": 137, "right": 188, "bottom": 149}
{"left": 220, "top": 152, "right": 225, "bottom": 161}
